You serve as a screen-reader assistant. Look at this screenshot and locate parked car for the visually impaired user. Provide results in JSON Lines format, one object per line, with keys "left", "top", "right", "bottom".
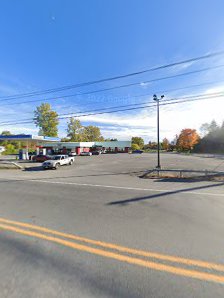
{"left": 91, "top": 151, "right": 101, "bottom": 155}
{"left": 80, "top": 151, "right": 92, "bottom": 156}
{"left": 132, "top": 150, "right": 144, "bottom": 154}
{"left": 42, "top": 155, "right": 75, "bottom": 169}
{"left": 32, "top": 155, "right": 51, "bottom": 162}
{"left": 69, "top": 152, "right": 77, "bottom": 156}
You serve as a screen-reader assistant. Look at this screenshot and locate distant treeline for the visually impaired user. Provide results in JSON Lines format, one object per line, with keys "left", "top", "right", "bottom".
{"left": 194, "top": 120, "right": 224, "bottom": 153}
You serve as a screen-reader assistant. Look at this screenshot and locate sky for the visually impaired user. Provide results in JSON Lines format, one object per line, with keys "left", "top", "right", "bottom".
{"left": 0, "top": 0, "right": 224, "bottom": 142}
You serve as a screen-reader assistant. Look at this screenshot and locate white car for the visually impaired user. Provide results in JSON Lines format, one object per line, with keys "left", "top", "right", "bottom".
{"left": 80, "top": 151, "right": 92, "bottom": 156}
{"left": 42, "top": 155, "right": 75, "bottom": 169}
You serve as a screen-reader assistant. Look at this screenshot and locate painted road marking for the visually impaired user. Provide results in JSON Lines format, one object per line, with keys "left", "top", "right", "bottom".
{"left": 1, "top": 177, "right": 223, "bottom": 198}
{"left": 0, "top": 219, "right": 224, "bottom": 284}
{"left": 29, "top": 179, "right": 224, "bottom": 197}
{"left": 0, "top": 217, "right": 224, "bottom": 272}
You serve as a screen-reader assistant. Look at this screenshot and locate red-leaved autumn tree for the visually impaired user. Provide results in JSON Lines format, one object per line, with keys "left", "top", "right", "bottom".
{"left": 176, "top": 129, "right": 200, "bottom": 151}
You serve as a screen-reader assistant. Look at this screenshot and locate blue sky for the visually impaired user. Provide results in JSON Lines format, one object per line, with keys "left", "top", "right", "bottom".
{"left": 0, "top": 0, "right": 224, "bottom": 141}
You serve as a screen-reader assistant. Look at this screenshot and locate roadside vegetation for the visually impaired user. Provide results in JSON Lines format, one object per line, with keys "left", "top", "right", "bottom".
{"left": 131, "top": 120, "right": 224, "bottom": 154}
{"left": 0, "top": 131, "right": 21, "bottom": 155}
{"left": 194, "top": 120, "right": 224, "bottom": 153}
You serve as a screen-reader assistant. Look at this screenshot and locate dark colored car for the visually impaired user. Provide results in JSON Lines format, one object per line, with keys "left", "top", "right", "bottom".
{"left": 32, "top": 155, "right": 51, "bottom": 162}
{"left": 91, "top": 151, "right": 101, "bottom": 155}
{"left": 68, "top": 152, "right": 77, "bottom": 156}
{"left": 132, "top": 150, "right": 144, "bottom": 154}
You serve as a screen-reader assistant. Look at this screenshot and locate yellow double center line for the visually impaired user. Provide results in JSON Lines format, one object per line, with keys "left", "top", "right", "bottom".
{"left": 0, "top": 217, "right": 224, "bottom": 284}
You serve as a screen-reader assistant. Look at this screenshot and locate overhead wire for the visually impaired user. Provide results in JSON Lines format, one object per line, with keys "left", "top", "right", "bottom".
{"left": 0, "top": 50, "right": 224, "bottom": 101}
{"left": 1, "top": 64, "right": 224, "bottom": 107}
{"left": 14, "top": 79, "right": 224, "bottom": 117}
{"left": 0, "top": 91, "right": 222, "bottom": 124}
{"left": 1, "top": 92, "right": 223, "bottom": 126}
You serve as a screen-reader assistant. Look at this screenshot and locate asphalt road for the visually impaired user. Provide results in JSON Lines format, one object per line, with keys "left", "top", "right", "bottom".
{"left": 0, "top": 153, "right": 224, "bottom": 297}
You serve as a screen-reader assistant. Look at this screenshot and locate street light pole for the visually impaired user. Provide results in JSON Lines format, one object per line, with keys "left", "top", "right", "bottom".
{"left": 153, "top": 94, "right": 164, "bottom": 169}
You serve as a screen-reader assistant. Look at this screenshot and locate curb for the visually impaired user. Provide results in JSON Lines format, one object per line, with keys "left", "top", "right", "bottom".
{"left": 141, "top": 169, "right": 224, "bottom": 181}
{"left": 0, "top": 161, "right": 23, "bottom": 170}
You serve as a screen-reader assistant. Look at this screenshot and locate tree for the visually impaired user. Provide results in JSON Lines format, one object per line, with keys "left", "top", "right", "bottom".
{"left": 162, "top": 138, "right": 170, "bottom": 151}
{"left": 61, "top": 137, "right": 71, "bottom": 142}
{"left": 200, "top": 120, "right": 219, "bottom": 137}
{"left": 1, "top": 130, "right": 11, "bottom": 135}
{"left": 146, "top": 141, "right": 158, "bottom": 150}
{"left": 0, "top": 131, "right": 11, "bottom": 146}
{"left": 34, "top": 103, "right": 59, "bottom": 137}
{"left": 83, "top": 125, "right": 104, "bottom": 141}
{"left": 4, "top": 144, "right": 17, "bottom": 154}
{"left": 65, "top": 119, "right": 104, "bottom": 142}
{"left": 176, "top": 129, "right": 200, "bottom": 151}
{"left": 67, "top": 118, "right": 84, "bottom": 141}
{"left": 0, "top": 130, "right": 25, "bottom": 149}
{"left": 131, "top": 137, "right": 144, "bottom": 149}
{"left": 200, "top": 123, "right": 210, "bottom": 136}
{"left": 208, "top": 120, "right": 219, "bottom": 134}
{"left": 131, "top": 143, "right": 140, "bottom": 151}
{"left": 195, "top": 120, "right": 224, "bottom": 153}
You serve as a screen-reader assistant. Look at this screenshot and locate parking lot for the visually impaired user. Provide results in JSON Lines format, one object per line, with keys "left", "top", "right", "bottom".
{"left": 2, "top": 151, "right": 224, "bottom": 175}
{"left": 0, "top": 152, "right": 224, "bottom": 297}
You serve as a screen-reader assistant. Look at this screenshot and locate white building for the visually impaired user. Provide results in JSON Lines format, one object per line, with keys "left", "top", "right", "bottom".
{"left": 42, "top": 141, "right": 131, "bottom": 155}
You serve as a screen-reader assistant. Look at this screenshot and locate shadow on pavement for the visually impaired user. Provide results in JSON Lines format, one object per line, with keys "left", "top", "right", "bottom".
{"left": 36, "top": 170, "right": 145, "bottom": 178}
{"left": 24, "top": 166, "right": 46, "bottom": 172}
{"left": 0, "top": 170, "right": 146, "bottom": 183}
{"left": 107, "top": 182, "right": 224, "bottom": 206}
{"left": 193, "top": 154, "right": 224, "bottom": 160}
{"left": 0, "top": 234, "right": 138, "bottom": 298}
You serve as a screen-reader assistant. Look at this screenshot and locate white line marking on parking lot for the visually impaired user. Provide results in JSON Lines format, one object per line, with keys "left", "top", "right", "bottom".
{"left": 0, "top": 177, "right": 223, "bottom": 197}
{"left": 27, "top": 179, "right": 224, "bottom": 197}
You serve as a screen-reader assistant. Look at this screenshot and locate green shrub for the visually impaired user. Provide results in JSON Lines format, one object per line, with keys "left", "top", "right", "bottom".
{"left": 131, "top": 143, "right": 140, "bottom": 151}
{"left": 3, "top": 144, "right": 17, "bottom": 154}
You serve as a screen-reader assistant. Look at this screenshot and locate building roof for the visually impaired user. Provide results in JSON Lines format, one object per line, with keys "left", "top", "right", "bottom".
{"left": 0, "top": 134, "right": 60, "bottom": 142}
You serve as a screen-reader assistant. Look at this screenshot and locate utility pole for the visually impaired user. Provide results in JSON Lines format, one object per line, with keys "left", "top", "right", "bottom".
{"left": 153, "top": 94, "right": 164, "bottom": 169}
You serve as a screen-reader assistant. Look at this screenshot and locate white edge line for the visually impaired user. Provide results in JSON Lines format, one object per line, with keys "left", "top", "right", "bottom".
{"left": 28, "top": 179, "right": 224, "bottom": 197}
{"left": 0, "top": 177, "right": 223, "bottom": 197}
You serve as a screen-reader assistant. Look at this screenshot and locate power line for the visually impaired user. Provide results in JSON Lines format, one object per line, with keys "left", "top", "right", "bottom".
{"left": 1, "top": 91, "right": 222, "bottom": 124}
{"left": 51, "top": 92, "right": 224, "bottom": 118}
{"left": 1, "top": 64, "right": 224, "bottom": 106}
{"left": 1, "top": 92, "right": 223, "bottom": 126}
{"left": 1, "top": 92, "right": 223, "bottom": 124}
{"left": 16, "top": 79, "right": 224, "bottom": 116}
{"left": 0, "top": 50, "right": 224, "bottom": 101}
{"left": 59, "top": 93, "right": 224, "bottom": 119}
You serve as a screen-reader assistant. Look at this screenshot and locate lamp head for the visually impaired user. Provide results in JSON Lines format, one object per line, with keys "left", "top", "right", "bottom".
{"left": 153, "top": 94, "right": 157, "bottom": 101}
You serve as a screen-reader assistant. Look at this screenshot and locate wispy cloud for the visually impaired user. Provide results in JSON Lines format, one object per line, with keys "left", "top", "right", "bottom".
{"left": 65, "top": 83, "right": 224, "bottom": 142}
{"left": 170, "top": 61, "right": 196, "bottom": 73}
{"left": 139, "top": 82, "right": 151, "bottom": 88}
{"left": 0, "top": 124, "right": 38, "bottom": 134}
